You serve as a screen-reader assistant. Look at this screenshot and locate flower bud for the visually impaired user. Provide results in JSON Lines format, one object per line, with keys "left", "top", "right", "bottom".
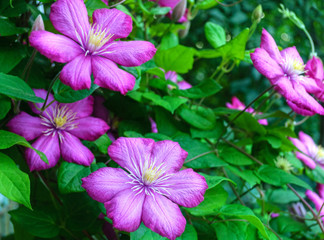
{"left": 305, "top": 56, "right": 324, "bottom": 81}
{"left": 178, "top": 21, "right": 191, "bottom": 38}
{"left": 275, "top": 156, "right": 294, "bottom": 173}
{"left": 251, "top": 5, "right": 264, "bottom": 23}
{"left": 172, "top": 0, "right": 187, "bottom": 22}
{"left": 32, "top": 15, "right": 45, "bottom": 31}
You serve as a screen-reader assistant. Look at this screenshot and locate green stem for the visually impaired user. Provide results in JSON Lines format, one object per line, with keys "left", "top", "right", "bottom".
{"left": 303, "top": 28, "right": 316, "bottom": 57}
{"left": 41, "top": 72, "right": 60, "bottom": 112}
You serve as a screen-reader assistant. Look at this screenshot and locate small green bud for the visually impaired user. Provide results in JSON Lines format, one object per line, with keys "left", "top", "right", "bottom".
{"left": 251, "top": 5, "right": 264, "bottom": 23}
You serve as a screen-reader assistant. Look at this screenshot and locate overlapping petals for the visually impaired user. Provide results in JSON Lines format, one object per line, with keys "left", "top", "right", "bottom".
{"left": 7, "top": 89, "right": 109, "bottom": 171}
{"left": 82, "top": 137, "right": 208, "bottom": 239}
{"left": 251, "top": 29, "right": 324, "bottom": 116}
{"left": 29, "top": 0, "right": 156, "bottom": 94}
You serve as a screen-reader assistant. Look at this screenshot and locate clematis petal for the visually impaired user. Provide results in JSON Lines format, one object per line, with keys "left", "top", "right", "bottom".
{"left": 25, "top": 135, "right": 60, "bottom": 171}
{"left": 28, "top": 89, "right": 57, "bottom": 116}
{"left": 82, "top": 167, "right": 131, "bottom": 203}
{"left": 108, "top": 137, "right": 155, "bottom": 178}
{"left": 29, "top": 31, "right": 83, "bottom": 63}
{"left": 289, "top": 137, "right": 308, "bottom": 154}
{"left": 298, "top": 76, "right": 323, "bottom": 94}
{"left": 292, "top": 81, "right": 324, "bottom": 115}
{"left": 151, "top": 140, "right": 188, "bottom": 174}
{"left": 93, "top": 96, "right": 109, "bottom": 122}
{"left": 165, "top": 71, "right": 178, "bottom": 82}
{"left": 60, "top": 55, "right": 92, "bottom": 91}
{"left": 177, "top": 80, "right": 192, "bottom": 90}
{"left": 68, "top": 117, "right": 109, "bottom": 141}
{"left": 50, "top": 0, "right": 90, "bottom": 45}
{"left": 6, "top": 112, "right": 46, "bottom": 141}
{"left": 298, "top": 131, "right": 318, "bottom": 157}
{"left": 157, "top": 169, "right": 208, "bottom": 208}
{"left": 250, "top": 48, "right": 284, "bottom": 81}
{"left": 306, "top": 190, "right": 324, "bottom": 213}
{"left": 101, "top": 41, "right": 156, "bottom": 67}
{"left": 157, "top": 0, "right": 181, "bottom": 9}
{"left": 274, "top": 76, "right": 300, "bottom": 103}
{"left": 92, "top": 9, "right": 132, "bottom": 42}
{"left": 92, "top": 56, "right": 135, "bottom": 95}
{"left": 295, "top": 152, "right": 317, "bottom": 169}
{"left": 60, "top": 132, "right": 94, "bottom": 166}
{"left": 286, "top": 101, "right": 315, "bottom": 116}
{"left": 105, "top": 189, "right": 145, "bottom": 232}
{"left": 142, "top": 194, "right": 186, "bottom": 240}
{"left": 62, "top": 96, "right": 94, "bottom": 118}
{"left": 306, "top": 56, "right": 324, "bottom": 81}
{"left": 260, "top": 29, "right": 282, "bottom": 63}
{"left": 257, "top": 119, "right": 268, "bottom": 125}
{"left": 280, "top": 46, "right": 304, "bottom": 65}
{"left": 318, "top": 184, "right": 324, "bottom": 200}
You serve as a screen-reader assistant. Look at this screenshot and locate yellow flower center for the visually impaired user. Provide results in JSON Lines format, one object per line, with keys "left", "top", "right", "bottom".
{"left": 54, "top": 116, "right": 67, "bottom": 128}
{"left": 292, "top": 59, "right": 305, "bottom": 72}
{"left": 275, "top": 157, "right": 294, "bottom": 173}
{"left": 143, "top": 165, "right": 164, "bottom": 185}
{"left": 316, "top": 145, "right": 324, "bottom": 159}
{"left": 87, "top": 24, "right": 114, "bottom": 53}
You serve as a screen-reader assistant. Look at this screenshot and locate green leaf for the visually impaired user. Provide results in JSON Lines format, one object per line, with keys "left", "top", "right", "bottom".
{"left": 0, "top": 45, "right": 27, "bottom": 73}
{"left": 150, "top": 7, "right": 171, "bottom": 15}
{"left": 256, "top": 165, "right": 310, "bottom": 189}
{"left": 0, "top": 73, "right": 44, "bottom": 103}
{"left": 131, "top": 223, "right": 165, "bottom": 240}
{"left": 94, "top": 134, "right": 112, "bottom": 154}
{"left": 190, "top": 121, "right": 224, "bottom": 139}
{"left": 267, "top": 189, "right": 301, "bottom": 204}
{"left": 142, "top": 92, "right": 188, "bottom": 113}
{"left": 199, "top": 173, "right": 236, "bottom": 189}
{"left": 154, "top": 45, "right": 195, "bottom": 73}
{"left": 230, "top": 111, "right": 266, "bottom": 135}
{"left": 226, "top": 165, "right": 260, "bottom": 186}
{"left": 10, "top": 207, "right": 59, "bottom": 238}
{"left": 0, "top": 95, "right": 11, "bottom": 120}
{"left": 160, "top": 32, "right": 179, "bottom": 50}
{"left": 0, "top": 19, "right": 28, "bottom": 36}
{"left": 53, "top": 79, "right": 99, "bottom": 103}
{"left": 0, "top": 130, "right": 48, "bottom": 164}
{"left": 85, "top": 0, "right": 108, "bottom": 15}
{"left": 273, "top": 216, "right": 306, "bottom": 233}
{"left": 0, "top": 153, "right": 31, "bottom": 209}
{"left": 219, "top": 144, "right": 254, "bottom": 166}
{"left": 204, "top": 22, "right": 226, "bottom": 49}
{"left": 178, "top": 106, "right": 216, "bottom": 130}
{"left": 305, "top": 166, "right": 324, "bottom": 184}
{"left": 174, "top": 134, "right": 227, "bottom": 169}
{"left": 196, "top": 0, "right": 221, "bottom": 9}
{"left": 184, "top": 186, "right": 228, "bottom": 216}
{"left": 173, "top": 78, "right": 222, "bottom": 99}
{"left": 213, "top": 221, "right": 247, "bottom": 240}
{"left": 219, "top": 204, "right": 269, "bottom": 239}
{"left": 57, "top": 162, "right": 91, "bottom": 194}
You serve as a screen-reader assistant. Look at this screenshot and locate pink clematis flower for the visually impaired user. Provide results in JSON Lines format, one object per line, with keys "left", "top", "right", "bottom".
{"left": 226, "top": 96, "right": 268, "bottom": 125}
{"left": 306, "top": 184, "right": 324, "bottom": 223}
{"left": 7, "top": 89, "right": 109, "bottom": 171}
{"left": 82, "top": 137, "right": 208, "bottom": 240}
{"left": 289, "top": 131, "right": 324, "bottom": 169}
{"left": 29, "top": 0, "right": 156, "bottom": 94}
{"left": 305, "top": 56, "right": 324, "bottom": 101}
{"left": 250, "top": 29, "right": 324, "bottom": 116}
{"left": 165, "top": 70, "right": 191, "bottom": 90}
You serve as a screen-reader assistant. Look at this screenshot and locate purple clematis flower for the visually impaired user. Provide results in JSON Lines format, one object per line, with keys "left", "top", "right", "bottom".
{"left": 82, "top": 137, "right": 208, "bottom": 240}
{"left": 165, "top": 70, "right": 191, "bottom": 90}
{"left": 306, "top": 184, "right": 324, "bottom": 223}
{"left": 29, "top": 0, "right": 156, "bottom": 94}
{"left": 7, "top": 89, "right": 109, "bottom": 171}
{"left": 250, "top": 29, "right": 324, "bottom": 116}
{"left": 226, "top": 96, "right": 268, "bottom": 125}
{"left": 305, "top": 56, "right": 324, "bottom": 101}
{"left": 289, "top": 131, "right": 324, "bottom": 169}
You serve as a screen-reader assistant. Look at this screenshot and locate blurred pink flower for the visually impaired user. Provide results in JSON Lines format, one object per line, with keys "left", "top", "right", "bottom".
{"left": 101, "top": 0, "right": 108, "bottom": 5}
{"left": 306, "top": 184, "right": 324, "bottom": 223}
{"left": 305, "top": 56, "right": 324, "bottom": 101}
{"left": 149, "top": 117, "right": 158, "bottom": 133}
{"left": 289, "top": 131, "right": 324, "bottom": 169}
{"left": 7, "top": 89, "right": 109, "bottom": 171}
{"left": 82, "top": 137, "right": 208, "bottom": 239}
{"left": 29, "top": 0, "right": 156, "bottom": 94}
{"left": 165, "top": 71, "right": 191, "bottom": 90}
{"left": 150, "top": 0, "right": 188, "bottom": 23}
{"left": 250, "top": 29, "right": 324, "bottom": 116}
{"left": 226, "top": 96, "right": 268, "bottom": 125}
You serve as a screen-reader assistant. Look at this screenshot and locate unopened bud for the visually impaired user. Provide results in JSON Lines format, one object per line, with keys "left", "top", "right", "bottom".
{"left": 172, "top": 0, "right": 187, "bottom": 22}
{"left": 32, "top": 15, "right": 44, "bottom": 31}
{"left": 305, "top": 56, "right": 324, "bottom": 81}
{"left": 251, "top": 5, "right": 264, "bottom": 23}
{"left": 178, "top": 21, "right": 191, "bottom": 38}
{"left": 275, "top": 156, "right": 294, "bottom": 173}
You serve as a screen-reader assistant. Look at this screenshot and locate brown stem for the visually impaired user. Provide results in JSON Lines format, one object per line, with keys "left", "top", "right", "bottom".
{"left": 222, "top": 167, "right": 245, "bottom": 205}
{"left": 185, "top": 150, "right": 217, "bottom": 163}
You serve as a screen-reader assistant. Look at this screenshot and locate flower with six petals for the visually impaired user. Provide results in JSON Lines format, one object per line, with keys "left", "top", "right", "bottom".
{"left": 7, "top": 89, "right": 109, "bottom": 171}
{"left": 29, "top": 0, "right": 156, "bottom": 94}
{"left": 250, "top": 29, "right": 324, "bottom": 116}
{"left": 82, "top": 137, "right": 208, "bottom": 240}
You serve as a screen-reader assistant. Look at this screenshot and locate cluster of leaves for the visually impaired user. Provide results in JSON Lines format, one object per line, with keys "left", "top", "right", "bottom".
{"left": 1, "top": 0, "right": 324, "bottom": 239}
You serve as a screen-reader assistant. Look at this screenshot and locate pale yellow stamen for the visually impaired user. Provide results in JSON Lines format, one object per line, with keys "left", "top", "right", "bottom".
{"left": 275, "top": 156, "right": 294, "bottom": 173}
{"left": 292, "top": 59, "right": 305, "bottom": 72}
{"left": 316, "top": 146, "right": 324, "bottom": 159}
{"left": 87, "top": 24, "right": 114, "bottom": 52}
{"left": 143, "top": 165, "right": 164, "bottom": 185}
{"left": 54, "top": 116, "right": 67, "bottom": 128}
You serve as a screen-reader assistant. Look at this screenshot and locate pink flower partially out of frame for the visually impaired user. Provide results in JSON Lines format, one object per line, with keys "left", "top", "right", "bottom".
{"left": 165, "top": 71, "right": 192, "bottom": 90}
{"left": 82, "top": 137, "right": 208, "bottom": 240}
{"left": 289, "top": 131, "right": 324, "bottom": 169}
{"left": 226, "top": 96, "right": 268, "bottom": 125}
{"left": 306, "top": 184, "right": 324, "bottom": 224}
{"left": 7, "top": 89, "right": 109, "bottom": 171}
{"left": 250, "top": 29, "right": 324, "bottom": 116}
{"left": 29, "top": 0, "right": 156, "bottom": 94}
